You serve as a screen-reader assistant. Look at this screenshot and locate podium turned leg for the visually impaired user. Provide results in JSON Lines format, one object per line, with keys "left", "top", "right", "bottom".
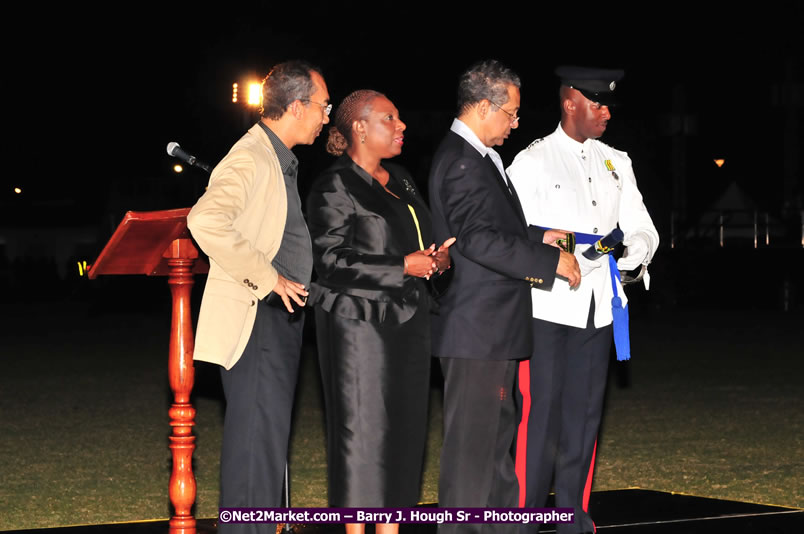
{"left": 165, "top": 239, "right": 198, "bottom": 534}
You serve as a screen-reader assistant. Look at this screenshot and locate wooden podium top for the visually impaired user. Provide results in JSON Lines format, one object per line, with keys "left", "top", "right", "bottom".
{"left": 88, "top": 208, "right": 208, "bottom": 279}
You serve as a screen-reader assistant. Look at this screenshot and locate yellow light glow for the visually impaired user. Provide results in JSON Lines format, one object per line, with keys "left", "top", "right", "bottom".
{"left": 248, "top": 83, "right": 262, "bottom": 106}
{"left": 14, "top": 187, "right": 22, "bottom": 194}
{"left": 173, "top": 164, "right": 184, "bottom": 173}
{"left": 714, "top": 159, "right": 725, "bottom": 168}
{"left": 232, "top": 83, "right": 238, "bottom": 103}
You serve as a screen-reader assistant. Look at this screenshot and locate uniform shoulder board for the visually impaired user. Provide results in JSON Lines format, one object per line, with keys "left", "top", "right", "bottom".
{"left": 526, "top": 137, "right": 545, "bottom": 150}
{"left": 594, "top": 139, "right": 629, "bottom": 159}
{"left": 594, "top": 138, "right": 614, "bottom": 151}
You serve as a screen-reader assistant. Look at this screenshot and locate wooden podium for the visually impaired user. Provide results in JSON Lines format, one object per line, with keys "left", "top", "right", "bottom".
{"left": 89, "top": 207, "right": 208, "bottom": 534}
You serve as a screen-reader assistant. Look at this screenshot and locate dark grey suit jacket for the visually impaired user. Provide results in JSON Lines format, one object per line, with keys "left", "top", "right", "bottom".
{"left": 428, "top": 130, "right": 560, "bottom": 360}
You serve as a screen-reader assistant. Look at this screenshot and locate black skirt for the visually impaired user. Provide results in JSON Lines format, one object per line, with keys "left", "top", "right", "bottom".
{"left": 315, "top": 294, "right": 431, "bottom": 507}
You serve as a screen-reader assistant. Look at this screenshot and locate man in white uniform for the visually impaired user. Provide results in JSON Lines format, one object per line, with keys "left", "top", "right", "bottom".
{"left": 507, "top": 66, "right": 659, "bottom": 534}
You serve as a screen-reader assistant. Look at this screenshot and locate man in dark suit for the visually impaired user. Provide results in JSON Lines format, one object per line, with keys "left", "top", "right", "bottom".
{"left": 428, "top": 59, "right": 581, "bottom": 533}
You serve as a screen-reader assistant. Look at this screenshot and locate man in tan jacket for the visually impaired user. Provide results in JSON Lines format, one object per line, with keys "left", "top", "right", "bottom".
{"left": 187, "top": 60, "right": 330, "bottom": 534}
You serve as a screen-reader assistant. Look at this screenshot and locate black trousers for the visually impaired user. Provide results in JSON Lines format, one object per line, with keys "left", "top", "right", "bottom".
{"left": 218, "top": 301, "right": 304, "bottom": 534}
{"left": 516, "top": 300, "right": 612, "bottom": 534}
{"left": 438, "top": 357, "right": 519, "bottom": 534}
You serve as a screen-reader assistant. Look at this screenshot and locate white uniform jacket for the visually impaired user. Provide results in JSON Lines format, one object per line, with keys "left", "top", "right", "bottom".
{"left": 507, "top": 124, "right": 659, "bottom": 329}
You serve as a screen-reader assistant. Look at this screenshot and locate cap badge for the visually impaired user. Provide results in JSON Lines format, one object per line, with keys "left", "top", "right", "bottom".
{"left": 604, "top": 160, "right": 616, "bottom": 172}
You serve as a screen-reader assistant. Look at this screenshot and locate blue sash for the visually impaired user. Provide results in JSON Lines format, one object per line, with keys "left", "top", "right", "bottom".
{"left": 574, "top": 232, "right": 631, "bottom": 361}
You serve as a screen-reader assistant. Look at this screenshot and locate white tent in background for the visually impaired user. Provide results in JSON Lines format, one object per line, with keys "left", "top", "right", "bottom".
{"left": 686, "top": 181, "right": 784, "bottom": 246}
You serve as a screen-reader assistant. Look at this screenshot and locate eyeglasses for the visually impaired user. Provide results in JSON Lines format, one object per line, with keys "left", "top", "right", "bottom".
{"left": 489, "top": 100, "right": 520, "bottom": 124}
{"left": 302, "top": 99, "right": 332, "bottom": 116}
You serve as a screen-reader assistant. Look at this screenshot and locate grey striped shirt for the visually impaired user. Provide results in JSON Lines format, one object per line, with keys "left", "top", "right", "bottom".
{"left": 258, "top": 122, "right": 313, "bottom": 288}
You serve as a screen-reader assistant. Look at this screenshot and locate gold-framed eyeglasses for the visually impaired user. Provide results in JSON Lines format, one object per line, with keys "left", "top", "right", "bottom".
{"left": 302, "top": 99, "right": 332, "bottom": 116}
{"left": 489, "top": 100, "right": 520, "bottom": 124}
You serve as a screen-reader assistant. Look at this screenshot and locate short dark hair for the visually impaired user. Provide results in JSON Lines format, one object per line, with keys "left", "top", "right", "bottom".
{"left": 260, "top": 60, "right": 322, "bottom": 119}
{"left": 457, "top": 59, "right": 521, "bottom": 114}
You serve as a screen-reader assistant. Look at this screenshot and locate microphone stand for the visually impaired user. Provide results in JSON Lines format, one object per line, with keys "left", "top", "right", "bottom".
{"left": 283, "top": 463, "right": 292, "bottom": 532}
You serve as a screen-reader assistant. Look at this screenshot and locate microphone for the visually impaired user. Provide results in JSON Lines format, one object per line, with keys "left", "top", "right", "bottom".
{"left": 167, "top": 142, "right": 212, "bottom": 174}
{"left": 582, "top": 228, "right": 624, "bottom": 260}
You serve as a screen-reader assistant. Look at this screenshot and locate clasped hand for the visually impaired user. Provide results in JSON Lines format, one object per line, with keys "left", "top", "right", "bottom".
{"left": 405, "top": 237, "right": 456, "bottom": 279}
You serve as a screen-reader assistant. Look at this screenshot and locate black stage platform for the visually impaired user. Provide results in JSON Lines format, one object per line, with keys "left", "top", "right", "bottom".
{"left": 8, "top": 490, "right": 803, "bottom": 534}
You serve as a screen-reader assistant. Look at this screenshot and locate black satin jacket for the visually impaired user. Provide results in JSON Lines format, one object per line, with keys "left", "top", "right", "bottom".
{"left": 306, "top": 155, "right": 435, "bottom": 325}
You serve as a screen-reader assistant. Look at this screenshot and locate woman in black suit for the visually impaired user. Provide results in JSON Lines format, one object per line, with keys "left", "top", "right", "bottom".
{"left": 307, "top": 90, "right": 453, "bottom": 534}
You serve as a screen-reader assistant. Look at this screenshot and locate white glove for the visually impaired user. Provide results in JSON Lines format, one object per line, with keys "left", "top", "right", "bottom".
{"left": 617, "top": 232, "right": 651, "bottom": 271}
{"left": 576, "top": 249, "right": 603, "bottom": 276}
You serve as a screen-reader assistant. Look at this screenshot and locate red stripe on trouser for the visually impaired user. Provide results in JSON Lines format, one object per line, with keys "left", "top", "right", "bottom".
{"left": 583, "top": 440, "right": 598, "bottom": 532}
{"left": 514, "top": 359, "right": 530, "bottom": 507}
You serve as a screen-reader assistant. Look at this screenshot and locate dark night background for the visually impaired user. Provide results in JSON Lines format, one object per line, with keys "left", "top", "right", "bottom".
{"left": 2, "top": 4, "right": 803, "bottom": 306}
{"left": 1, "top": 6, "right": 803, "bottom": 531}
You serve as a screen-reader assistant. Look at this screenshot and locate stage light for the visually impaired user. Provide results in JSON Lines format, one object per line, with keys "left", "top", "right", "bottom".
{"left": 248, "top": 83, "right": 261, "bottom": 106}
{"left": 232, "top": 83, "right": 238, "bottom": 103}
{"left": 714, "top": 159, "right": 725, "bottom": 167}
{"left": 14, "top": 187, "right": 21, "bottom": 194}
{"left": 173, "top": 164, "right": 183, "bottom": 173}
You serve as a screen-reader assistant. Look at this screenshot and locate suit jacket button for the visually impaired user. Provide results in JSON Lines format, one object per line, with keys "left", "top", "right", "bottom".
{"left": 251, "top": 300, "right": 256, "bottom": 306}
{"left": 253, "top": 285, "right": 258, "bottom": 290}
{"left": 244, "top": 278, "right": 250, "bottom": 284}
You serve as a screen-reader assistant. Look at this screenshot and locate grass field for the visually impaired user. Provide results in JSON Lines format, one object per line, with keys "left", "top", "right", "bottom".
{"left": 1, "top": 281, "right": 802, "bottom": 531}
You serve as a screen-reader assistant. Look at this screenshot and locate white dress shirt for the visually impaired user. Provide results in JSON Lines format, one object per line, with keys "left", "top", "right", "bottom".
{"left": 450, "top": 119, "right": 508, "bottom": 184}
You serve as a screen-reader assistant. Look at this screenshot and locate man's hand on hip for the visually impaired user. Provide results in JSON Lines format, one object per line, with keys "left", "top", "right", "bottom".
{"left": 272, "top": 275, "right": 308, "bottom": 313}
